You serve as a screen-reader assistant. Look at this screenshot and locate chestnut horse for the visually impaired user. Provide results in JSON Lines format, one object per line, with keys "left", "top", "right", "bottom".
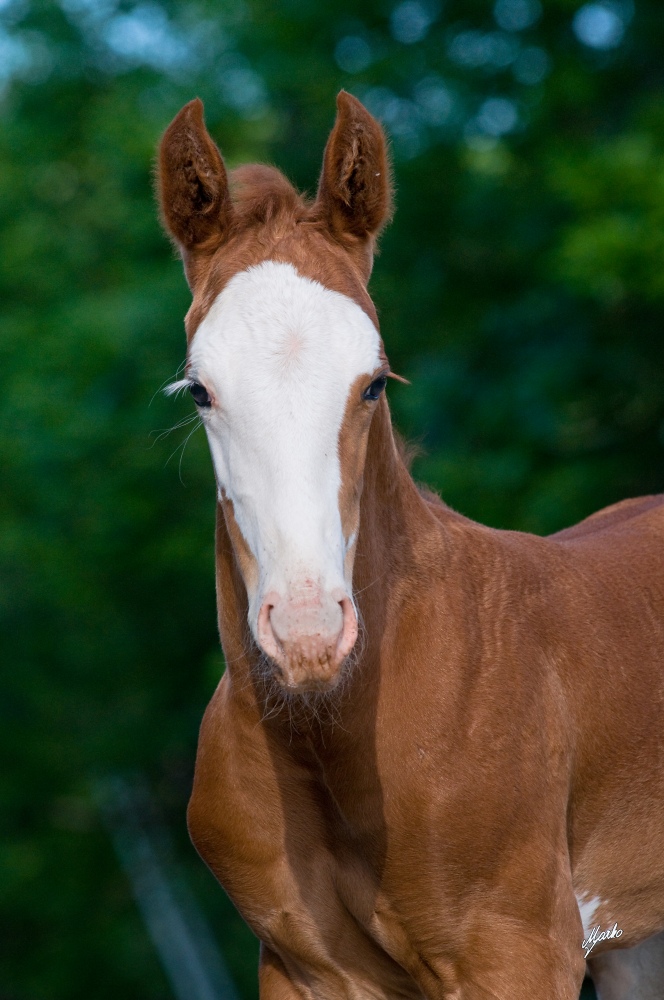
{"left": 158, "top": 92, "right": 664, "bottom": 1000}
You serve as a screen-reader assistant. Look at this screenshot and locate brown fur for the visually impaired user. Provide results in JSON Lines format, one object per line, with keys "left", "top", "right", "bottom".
{"left": 159, "top": 93, "right": 664, "bottom": 999}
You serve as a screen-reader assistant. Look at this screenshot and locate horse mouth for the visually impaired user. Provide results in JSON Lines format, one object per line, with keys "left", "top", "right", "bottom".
{"left": 267, "top": 653, "right": 348, "bottom": 693}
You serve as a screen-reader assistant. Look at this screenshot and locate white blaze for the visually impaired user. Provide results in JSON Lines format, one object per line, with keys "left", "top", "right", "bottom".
{"left": 188, "top": 261, "right": 381, "bottom": 632}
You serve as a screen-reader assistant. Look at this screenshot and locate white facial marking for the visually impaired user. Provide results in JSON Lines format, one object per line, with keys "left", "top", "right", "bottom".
{"left": 576, "top": 894, "right": 602, "bottom": 937}
{"left": 189, "top": 261, "right": 381, "bottom": 631}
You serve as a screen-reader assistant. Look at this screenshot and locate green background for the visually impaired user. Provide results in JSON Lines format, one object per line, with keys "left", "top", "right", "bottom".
{"left": 1, "top": 0, "right": 661, "bottom": 996}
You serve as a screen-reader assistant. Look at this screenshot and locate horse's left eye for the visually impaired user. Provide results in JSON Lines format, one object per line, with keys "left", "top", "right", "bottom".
{"left": 190, "top": 382, "right": 212, "bottom": 407}
{"left": 363, "top": 376, "right": 387, "bottom": 401}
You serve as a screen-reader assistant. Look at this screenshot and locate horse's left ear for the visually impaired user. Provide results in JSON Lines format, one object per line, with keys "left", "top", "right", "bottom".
{"left": 314, "top": 91, "right": 392, "bottom": 250}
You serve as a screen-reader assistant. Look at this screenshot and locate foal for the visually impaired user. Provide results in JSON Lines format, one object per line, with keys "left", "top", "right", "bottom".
{"left": 159, "top": 92, "right": 664, "bottom": 1000}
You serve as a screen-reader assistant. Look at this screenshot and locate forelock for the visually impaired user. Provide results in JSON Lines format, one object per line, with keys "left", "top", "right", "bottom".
{"left": 229, "top": 165, "right": 309, "bottom": 228}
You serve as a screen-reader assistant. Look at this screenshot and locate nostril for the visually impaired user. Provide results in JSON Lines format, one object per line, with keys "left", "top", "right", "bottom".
{"left": 257, "top": 597, "right": 284, "bottom": 661}
{"left": 335, "top": 596, "right": 358, "bottom": 663}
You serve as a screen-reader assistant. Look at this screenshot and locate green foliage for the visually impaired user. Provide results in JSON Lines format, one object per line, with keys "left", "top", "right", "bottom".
{"left": 2, "top": 0, "right": 663, "bottom": 996}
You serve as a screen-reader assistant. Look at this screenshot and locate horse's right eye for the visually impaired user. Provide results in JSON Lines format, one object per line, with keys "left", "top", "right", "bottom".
{"left": 190, "top": 382, "right": 212, "bottom": 407}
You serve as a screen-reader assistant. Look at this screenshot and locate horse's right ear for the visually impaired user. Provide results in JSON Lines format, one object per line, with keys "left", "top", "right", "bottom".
{"left": 158, "top": 98, "right": 233, "bottom": 254}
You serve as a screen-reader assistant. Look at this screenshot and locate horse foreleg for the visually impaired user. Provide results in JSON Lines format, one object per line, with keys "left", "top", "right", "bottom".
{"left": 188, "top": 681, "right": 420, "bottom": 1000}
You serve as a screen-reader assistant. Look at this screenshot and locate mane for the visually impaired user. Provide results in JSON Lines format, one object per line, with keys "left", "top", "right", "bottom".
{"left": 392, "top": 431, "right": 450, "bottom": 512}
{"left": 229, "top": 164, "right": 310, "bottom": 229}
{"left": 393, "top": 429, "right": 420, "bottom": 472}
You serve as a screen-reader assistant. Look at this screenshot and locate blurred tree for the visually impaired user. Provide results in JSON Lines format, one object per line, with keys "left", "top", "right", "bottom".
{"left": 0, "top": 0, "right": 662, "bottom": 997}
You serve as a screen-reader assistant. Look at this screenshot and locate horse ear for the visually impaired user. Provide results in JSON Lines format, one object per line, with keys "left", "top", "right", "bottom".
{"left": 158, "top": 98, "right": 233, "bottom": 254}
{"left": 315, "top": 91, "right": 392, "bottom": 244}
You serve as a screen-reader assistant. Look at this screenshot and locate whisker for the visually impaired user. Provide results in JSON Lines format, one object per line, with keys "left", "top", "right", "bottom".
{"left": 164, "top": 418, "right": 203, "bottom": 483}
{"left": 178, "top": 420, "right": 203, "bottom": 485}
{"left": 148, "top": 412, "right": 200, "bottom": 447}
{"left": 352, "top": 573, "right": 385, "bottom": 598}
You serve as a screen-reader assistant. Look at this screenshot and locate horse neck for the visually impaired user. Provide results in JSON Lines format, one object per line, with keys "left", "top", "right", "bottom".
{"left": 352, "top": 395, "right": 441, "bottom": 651}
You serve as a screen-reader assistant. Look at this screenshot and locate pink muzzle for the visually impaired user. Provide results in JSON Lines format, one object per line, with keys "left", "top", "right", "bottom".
{"left": 257, "top": 585, "right": 358, "bottom": 691}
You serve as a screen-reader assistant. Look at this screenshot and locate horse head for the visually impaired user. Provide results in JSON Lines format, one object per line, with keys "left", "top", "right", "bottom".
{"left": 159, "top": 92, "right": 393, "bottom": 693}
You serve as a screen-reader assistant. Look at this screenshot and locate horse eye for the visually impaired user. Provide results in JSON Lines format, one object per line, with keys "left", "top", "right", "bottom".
{"left": 362, "top": 376, "right": 387, "bottom": 402}
{"left": 190, "top": 382, "right": 211, "bottom": 407}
